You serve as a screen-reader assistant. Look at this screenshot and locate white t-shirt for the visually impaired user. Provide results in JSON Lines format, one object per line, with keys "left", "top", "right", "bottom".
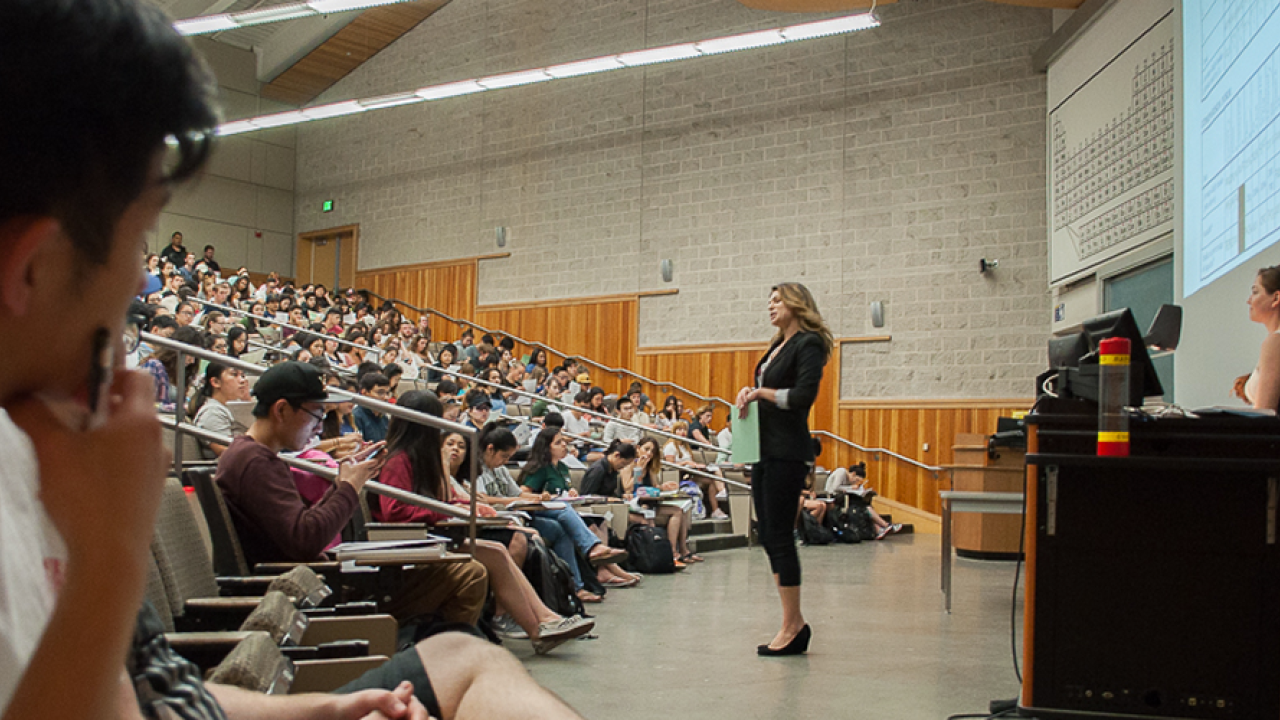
{"left": 0, "top": 411, "right": 67, "bottom": 715}
{"left": 662, "top": 440, "right": 693, "bottom": 464}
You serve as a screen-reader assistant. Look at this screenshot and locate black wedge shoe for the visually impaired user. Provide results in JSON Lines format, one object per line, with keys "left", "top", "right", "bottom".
{"left": 757, "top": 624, "right": 811, "bottom": 656}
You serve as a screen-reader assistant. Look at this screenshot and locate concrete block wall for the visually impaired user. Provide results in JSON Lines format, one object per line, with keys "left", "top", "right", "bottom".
{"left": 151, "top": 38, "right": 296, "bottom": 276}
{"left": 294, "top": 0, "right": 1052, "bottom": 399}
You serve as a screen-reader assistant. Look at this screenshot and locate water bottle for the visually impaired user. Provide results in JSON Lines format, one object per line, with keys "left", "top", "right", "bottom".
{"left": 1097, "top": 336, "right": 1130, "bottom": 457}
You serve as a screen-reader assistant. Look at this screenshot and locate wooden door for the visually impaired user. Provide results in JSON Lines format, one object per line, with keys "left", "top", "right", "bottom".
{"left": 296, "top": 225, "right": 359, "bottom": 290}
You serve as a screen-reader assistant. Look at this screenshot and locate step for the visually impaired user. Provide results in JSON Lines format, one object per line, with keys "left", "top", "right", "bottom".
{"left": 689, "top": 518, "right": 734, "bottom": 537}
{"left": 688, "top": 533, "right": 749, "bottom": 553}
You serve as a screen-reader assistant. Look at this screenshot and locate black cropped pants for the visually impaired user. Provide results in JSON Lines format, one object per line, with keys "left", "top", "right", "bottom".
{"left": 751, "top": 458, "right": 808, "bottom": 587}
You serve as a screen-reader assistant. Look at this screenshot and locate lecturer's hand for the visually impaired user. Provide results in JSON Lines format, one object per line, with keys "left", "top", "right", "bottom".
{"left": 735, "top": 386, "right": 758, "bottom": 419}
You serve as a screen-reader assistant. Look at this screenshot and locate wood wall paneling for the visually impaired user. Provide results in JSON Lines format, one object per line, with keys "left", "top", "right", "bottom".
{"left": 353, "top": 258, "right": 1029, "bottom": 517}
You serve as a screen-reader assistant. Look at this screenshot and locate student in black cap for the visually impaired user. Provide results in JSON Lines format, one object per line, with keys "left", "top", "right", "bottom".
{"left": 462, "top": 391, "right": 492, "bottom": 430}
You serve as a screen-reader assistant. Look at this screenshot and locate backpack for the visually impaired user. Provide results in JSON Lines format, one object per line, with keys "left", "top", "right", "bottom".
{"left": 840, "top": 495, "right": 878, "bottom": 542}
{"left": 799, "top": 509, "right": 835, "bottom": 545}
{"left": 521, "top": 536, "right": 585, "bottom": 618}
{"left": 623, "top": 524, "right": 676, "bottom": 574}
{"left": 825, "top": 506, "right": 862, "bottom": 544}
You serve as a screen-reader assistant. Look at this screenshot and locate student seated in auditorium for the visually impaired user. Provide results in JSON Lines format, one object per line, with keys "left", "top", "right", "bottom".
{"left": 215, "top": 362, "right": 490, "bottom": 628}
{"left": 664, "top": 421, "right": 728, "bottom": 519}
{"left": 462, "top": 391, "right": 492, "bottom": 430}
{"left": 190, "top": 361, "right": 251, "bottom": 458}
{"left": 472, "top": 428, "right": 635, "bottom": 600}
{"left": 374, "top": 392, "right": 594, "bottom": 652}
{"left": 384, "top": 363, "right": 405, "bottom": 395}
{"left": 427, "top": 343, "right": 459, "bottom": 383}
{"left": 314, "top": 378, "right": 364, "bottom": 460}
{"left": 353, "top": 371, "right": 392, "bottom": 442}
{"left": 141, "top": 325, "right": 203, "bottom": 414}
{"left": 688, "top": 404, "right": 718, "bottom": 447}
{"left": 481, "top": 367, "right": 508, "bottom": 415}
{"left": 602, "top": 396, "right": 644, "bottom": 445}
{"left": 631, "top": 437, "right": 697, "bottom": 566}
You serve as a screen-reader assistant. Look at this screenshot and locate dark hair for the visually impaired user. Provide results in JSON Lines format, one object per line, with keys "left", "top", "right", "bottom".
{"left": 481, "top": 334, "right": 494, "bottom": 345}
{"left": 148, "top": 314, "right": 178, "bottom": 332}
{"left": 203, "top": 244, "right": 215, "bottom": 253}
{"left": 355, "top": 361, "right": 383, "bottom": 381}
{"left": 1, "top": 0, "right": 217, "bottom": 265}
{"left": 360, "top": 372, "right": 390, "bottom": 393}
{"left": 616, "top": 396, "right": 634, "bottom": 410}
{"left": 325, "top": 307, "right": 342, "bottom": 319}
{"left": 464, "top": 389, "right": 489, "bottom": 410}
{"left": 153, "top": 325, "right": 203, "bottom": 411}
{"left": 439, "top": 344, "right": 457, "bottom": 362}
{"left": 498, "top": 337, "right": 515, "bottom": 352}
{"left": 322, "top": 378, "right": 359, "bottom": 440}
{"left": 225, "top": 325, "right": 247, "bottom": 357}
{"left": 436, "top": 379, "right": 459, "bottom": 396}
{"left": 574, "top": 391, "right": 591, "bottom": 405}
{"left": 543, "top": 412, "right": 565, "bottom": 429}
{"left": 849, "top": 461, "right": 867, "bottom": 478}
{"left": 461, "top": 328, "right": 474, "bottom": 339}
{"left": 519, "top": 427, "right": 562, "bottom": 483}
{"left": 385, "top": 390, "right": 448, "bottom": 501}
{"left": 382, "top": 363, "right": 403, "bottom": 380}
{"left": 479, "top": 421, "right": 518, "bottom": 453}
{"left": 605, "top": 439, "right": 637, "bottom": 461}
{"left": 1259, "top": 266, "right": 1280, "bottom": 295}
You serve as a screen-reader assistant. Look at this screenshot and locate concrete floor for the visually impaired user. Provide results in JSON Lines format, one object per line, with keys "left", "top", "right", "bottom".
{"left": 512, "top": 534, "right": 1026, "bottom": 720}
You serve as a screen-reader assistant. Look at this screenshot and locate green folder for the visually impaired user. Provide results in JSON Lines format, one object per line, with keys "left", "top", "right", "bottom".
{"left": 731, "top": 402, "right": 761, "bottom": 465}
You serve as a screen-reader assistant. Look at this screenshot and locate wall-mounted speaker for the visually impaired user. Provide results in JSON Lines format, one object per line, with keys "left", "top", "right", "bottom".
{"left": 661, "top": 259, "right": 673, "bottom": 283}
{"left": 870, "top": 300, "right": 885, "bottom": 328}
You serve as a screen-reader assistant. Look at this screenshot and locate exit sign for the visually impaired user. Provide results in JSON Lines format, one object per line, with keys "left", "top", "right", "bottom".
{"left": 322, "top": 200, "right": 334, "bottom": 213}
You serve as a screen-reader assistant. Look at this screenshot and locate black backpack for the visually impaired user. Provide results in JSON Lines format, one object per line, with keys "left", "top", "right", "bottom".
{"left": 825, "top": 507, "right": 862, "bottom": 544}
{"left": 840, "top": 494, "right": 879, "bottom": 542}
{"left": 521, "top": 536, "right": 585, "bottom": 618}
{"left": 624, "top": 524, "right": 677, "bottom": 574}
{"left": 799, "top": 509, "right": 835, "bottom": 545}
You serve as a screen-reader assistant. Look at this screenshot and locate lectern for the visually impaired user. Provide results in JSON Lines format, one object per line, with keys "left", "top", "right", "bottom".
{"left": 1020, "top": 410, "right": 1280, "bottom": 719}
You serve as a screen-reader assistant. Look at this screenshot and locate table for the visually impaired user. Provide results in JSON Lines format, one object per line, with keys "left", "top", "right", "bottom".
{"left": 938, "top": 490, "right": 1024, "bottom": 613}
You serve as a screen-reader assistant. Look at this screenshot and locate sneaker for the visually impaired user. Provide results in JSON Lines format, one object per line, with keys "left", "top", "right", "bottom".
{"left": 491, "top": 614, "right": 528, "bottom": 640}
{"left": 875, "top": 523, "right": 903, "bottom": 541}
{"left": 711, "top": 509, "right": 729, "bottom": 520}
{"left": 532, "top": 615, "right": 596, "bottom": 655}
{"left": 715, "top": 490, "right": 728, "bottom": 500}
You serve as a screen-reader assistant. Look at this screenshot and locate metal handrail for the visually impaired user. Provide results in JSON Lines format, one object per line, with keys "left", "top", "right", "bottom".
{"left": 143, "top": 331, "right": 481, "bottom": 547}
{"left": 356, "top": 292, "right": 935, "bottom": 485}
{"left": 498, "top": 412, "right": 749, "bottom": 490}
{"left": 192, "top": 298, "right": 371, "bottom": 354}
{"left": 810, "top": 429, "right": 946, "bottom": 478}
{"left": 159, "top": 417, "right": 469, "bottom": 519}
{"left": 420, "top": 359, "right": 722, "bottom": 454}
{"left": 362, "top": 290, "right": 735, "bottom": 410}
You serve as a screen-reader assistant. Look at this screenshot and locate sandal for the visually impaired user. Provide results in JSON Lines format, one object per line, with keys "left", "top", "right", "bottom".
{"left": 601, "top": 576, "right": 638, "bottom": 588}
{"left": 576, "top": 589, "right": 604, "bottom": 603}
{"left": 588, "top": 545, "right": 628, "bottom": 566}
{"left": 680, "top": 553, "right": 705, "bottom": 563}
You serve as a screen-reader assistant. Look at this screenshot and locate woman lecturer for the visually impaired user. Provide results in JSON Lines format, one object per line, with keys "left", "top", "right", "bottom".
{"left": 735, "top": 282, "right": 832, "bottom": 657}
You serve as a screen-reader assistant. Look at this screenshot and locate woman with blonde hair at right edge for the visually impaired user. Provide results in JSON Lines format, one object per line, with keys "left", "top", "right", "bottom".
{"left": 736, "top": 282, "right": 832, "bottom": 656}
{"left": 1239, "top": 265, "right": 1280, "bottom": 411}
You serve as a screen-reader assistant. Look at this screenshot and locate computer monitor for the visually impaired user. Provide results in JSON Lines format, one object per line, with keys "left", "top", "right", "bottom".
{"left": 1079, "top": 308, "right": 1163, "bottom": 401}
{"left": 1039, "top": 307, "right": 1167, "bottom": 407}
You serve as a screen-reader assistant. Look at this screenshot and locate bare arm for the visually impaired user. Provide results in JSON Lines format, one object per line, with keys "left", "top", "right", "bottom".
{"left": 211, "top": 681, "right": 428, "bottom": 720}
{"left": 4, "top": 373, "right": 167, "bottom": 720}
{"left": 1253, "top": 334, "right": 1280, "bottom": 411}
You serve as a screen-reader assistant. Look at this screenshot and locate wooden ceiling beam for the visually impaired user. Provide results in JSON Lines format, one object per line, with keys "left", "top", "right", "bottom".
{"left": 261, "top": 0, "right": 448, "bottom": 107}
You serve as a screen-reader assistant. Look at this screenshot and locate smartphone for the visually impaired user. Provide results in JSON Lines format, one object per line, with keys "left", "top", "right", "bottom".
{"left": 364, "top": 447, "right": 383, "bottom": 461}
{"left": 84, "top": 327, "right": 114, "bottom": 430}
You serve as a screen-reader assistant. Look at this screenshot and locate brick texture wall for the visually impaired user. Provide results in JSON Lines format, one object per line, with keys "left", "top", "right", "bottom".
{"left": 294, "top": 0, "right": 1052, "bottom": 399}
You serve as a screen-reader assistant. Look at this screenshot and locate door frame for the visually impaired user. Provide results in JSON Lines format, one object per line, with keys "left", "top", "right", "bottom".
{"left": 296, "top": 224, "right": 360, "bottom": 290}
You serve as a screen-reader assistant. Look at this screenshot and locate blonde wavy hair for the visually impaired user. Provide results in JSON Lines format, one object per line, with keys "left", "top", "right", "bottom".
{"left": 771, "top": 282, "right": 834, "bottom": 356}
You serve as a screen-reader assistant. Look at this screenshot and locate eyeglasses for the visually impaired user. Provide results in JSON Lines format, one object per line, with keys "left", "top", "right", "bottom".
{"left": 295, "top": 405, "right": 326, "bottom": 424}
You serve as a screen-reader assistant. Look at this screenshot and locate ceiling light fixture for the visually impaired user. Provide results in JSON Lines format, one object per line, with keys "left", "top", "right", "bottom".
{"left": 173, "top": 0, "right": 415, "bottom": 36}
{"left": 216, "top": 11, "right": 879, "bottom": 136}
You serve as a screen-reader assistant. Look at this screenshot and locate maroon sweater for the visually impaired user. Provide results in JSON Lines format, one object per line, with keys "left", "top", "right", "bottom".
{"left": 215, "top": 435, "right": 358, "bottom": 567}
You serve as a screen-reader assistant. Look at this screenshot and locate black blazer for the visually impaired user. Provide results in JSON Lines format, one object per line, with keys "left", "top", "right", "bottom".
{"left": 754, "top": 330, "right": 827, "bottom": 463}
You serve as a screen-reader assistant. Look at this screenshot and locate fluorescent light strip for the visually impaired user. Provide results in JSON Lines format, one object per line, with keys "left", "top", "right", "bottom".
{"left": 216, "top": 12, "right": 879, "bottom": 134}
{"left": 173, "top": 0, "right": 415, "bottom": 36}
